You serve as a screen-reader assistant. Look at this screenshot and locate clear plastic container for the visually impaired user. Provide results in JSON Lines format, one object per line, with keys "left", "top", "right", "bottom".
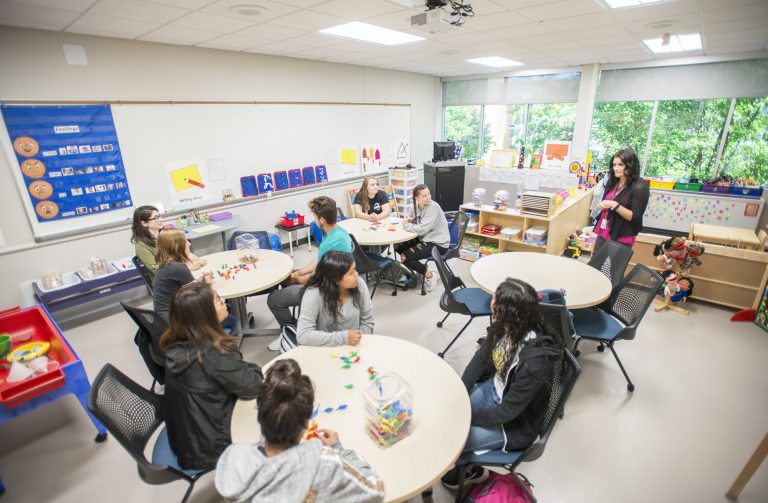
{"left": 234, "top": 233, "right": 260, "bottom": 263}
{"left": 364, "top": 372, "right": 414, "bottom": 448}
{"left": 494, "top": 190, "right": 510, "bottom": 211}
{"left": 472, "top": 187, "right": 487, "bottom": 206}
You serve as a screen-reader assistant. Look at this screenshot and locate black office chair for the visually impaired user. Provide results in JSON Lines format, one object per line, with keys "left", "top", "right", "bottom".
{"left": 539, "top": 302, "right": 573, "bottom": 350}
{"left": 588, "top": 239, "right": 634, "bottom": 291}
{"left": 420, "top": 211, "right": 470, "bottom": 295}
{"left": 431, "top": 246, "right": 492, "bottom": 358}
{"left": 121, "top": 301, "right": 168, "bottom": 391}
{"left": 88, "top": 364, "right": 212, "bottom": 503}
{"left": 572, "top": 264, "right": 662, "bottom": 392}
{"left": 453, "top": 349, "right": 581, "bottom": 502}
{"left": 349, "top": 235, "right": 396, "bottom": 298}
{"left": 132, "top": 256, "right": 155, "bottom": 296}
{"left": 226, "top": 230, "right": 281, "bottom": 252}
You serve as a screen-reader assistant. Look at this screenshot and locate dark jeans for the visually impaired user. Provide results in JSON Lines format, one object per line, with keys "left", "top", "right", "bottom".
{"left": 394, "top": 238, "right": 447, "bottom": 275}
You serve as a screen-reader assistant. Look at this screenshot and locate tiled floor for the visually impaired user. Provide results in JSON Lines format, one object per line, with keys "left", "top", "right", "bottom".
{"left": 1, "top": 248, "right": 767, "bottom": 503}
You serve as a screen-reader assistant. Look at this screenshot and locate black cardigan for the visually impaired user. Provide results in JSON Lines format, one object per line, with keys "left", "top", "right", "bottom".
{"left": 461, "top": 335, "right": 561, "bottom": 451}
{"left": 602, "top": 178, "right": 650, "bottom": 241}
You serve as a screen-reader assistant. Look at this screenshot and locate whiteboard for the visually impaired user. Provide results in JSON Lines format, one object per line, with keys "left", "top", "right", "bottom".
{"left": 1, "top": 102, "right": 410, "bottom": 240}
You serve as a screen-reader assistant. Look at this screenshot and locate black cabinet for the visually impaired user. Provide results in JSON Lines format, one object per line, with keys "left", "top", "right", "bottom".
{"left": 424, "top": 162, "right": 465, "bottom": 211}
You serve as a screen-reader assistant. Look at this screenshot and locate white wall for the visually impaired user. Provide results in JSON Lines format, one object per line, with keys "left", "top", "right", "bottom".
{"left": 0, "top": 26, "right": 439, "bottom": 308}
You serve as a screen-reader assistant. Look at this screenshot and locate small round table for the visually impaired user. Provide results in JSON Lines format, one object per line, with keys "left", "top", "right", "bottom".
{"left": 337, "top": 217, "right": 417, "bottom": 246}
{"left": 195, "top": 249, "right": 293, "bottom": 338}
{"left": 471, "top": 252, "right": 612, "bottom": 308}
{"left": 231, "top": 335, "right": 471, "bottom": 503}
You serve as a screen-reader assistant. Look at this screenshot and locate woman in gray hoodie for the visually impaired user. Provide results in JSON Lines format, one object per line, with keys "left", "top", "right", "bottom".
{"left": 394, "top": 184, "right": 450, "bottom": 291}
{"left": 215, "top": 358, "right": 385, "bottom": 503}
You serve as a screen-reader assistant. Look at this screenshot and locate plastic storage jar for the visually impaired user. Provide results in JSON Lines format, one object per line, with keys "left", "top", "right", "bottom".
{"left": 364, "top": 372, "right": 414, "bottom": 448}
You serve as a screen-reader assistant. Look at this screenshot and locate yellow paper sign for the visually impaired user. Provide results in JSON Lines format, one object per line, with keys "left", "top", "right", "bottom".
{"left": 341, "top": 148, "right": 357, "bottom": 165}
{"left": 169, "top": 164, "right": 203, "bottom": 192}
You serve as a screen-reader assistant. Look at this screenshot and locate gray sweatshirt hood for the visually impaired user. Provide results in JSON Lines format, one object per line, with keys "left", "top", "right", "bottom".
{"left": 215, "top": 441, "right": 322, "bottom": 501}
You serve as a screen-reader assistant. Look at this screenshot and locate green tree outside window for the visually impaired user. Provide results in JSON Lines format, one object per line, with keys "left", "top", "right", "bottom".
{"left": 444, "top": 105, "right": 494, "bottom": 160}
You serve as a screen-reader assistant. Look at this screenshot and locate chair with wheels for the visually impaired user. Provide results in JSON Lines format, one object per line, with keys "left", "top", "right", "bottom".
{"left": 587, "top": 239, "right": 634, "bottom": 291}
{"left": 572, "top": 264, "right": 662, "bottom": 392}
{"left": 539, "top": 301, "right": 573, "bottom": 350}
{"left": 431, "top": 246, "right": 492, "bottom": 358}
{"left": 452, "top": 349, "right": 581, "bottom": 502}
{"left": 419, "top": 211, "right": 470, "bottom": 295}
{"left": 121, "top": 301, "right": 168, "bottom": 391}
{"left": 132, "top": 256, "right": 155, "bottom": 296}
{"left": 88, "top": 364, "right": 212, "bottom": 503}
{"left": 349, "top": 235, "right": 396, "bottom": 298}
{"left": 226, "top": 230, "right": 282, "bottom": 252}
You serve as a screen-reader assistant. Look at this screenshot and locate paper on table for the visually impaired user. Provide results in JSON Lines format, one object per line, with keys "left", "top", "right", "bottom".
{"left": 191, "top": 224, "right": 221, "bottom": 233}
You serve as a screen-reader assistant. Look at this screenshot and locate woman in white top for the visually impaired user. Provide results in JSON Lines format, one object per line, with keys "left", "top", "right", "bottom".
{"left": 393, "top": 184, "right": 450, "bottom": 291}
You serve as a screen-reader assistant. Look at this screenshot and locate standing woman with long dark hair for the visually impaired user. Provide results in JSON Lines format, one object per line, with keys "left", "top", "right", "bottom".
{"left": 593, "top": 147, "right": 650, "bottom": 251}
{"left": 393, "top": 184, "right": 450, "bottom": 291}
{"left": 160, "top": 282, "right": 263, "bottom": 470}
{"left": 296, "top": 251, "right": 374, "bottom": 347}
{"left": 441, "top": 278, "right": 562, "bottom": 488}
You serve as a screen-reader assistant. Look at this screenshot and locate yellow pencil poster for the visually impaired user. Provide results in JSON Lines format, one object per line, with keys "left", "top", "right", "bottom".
{"left": 165, "top": 158, "right": 211, "bottom": 208}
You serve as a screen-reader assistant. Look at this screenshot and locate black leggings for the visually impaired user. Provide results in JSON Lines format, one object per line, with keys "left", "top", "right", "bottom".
{"left": 394, "top": 238, "right": 447, "bottom": 275}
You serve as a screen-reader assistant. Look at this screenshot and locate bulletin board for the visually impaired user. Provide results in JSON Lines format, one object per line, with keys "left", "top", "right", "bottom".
{"left": 644, "top": 189, "right": 764, "bottom": 233}
{"left": 0, "top": 102, "right": 411, "bottom": 240}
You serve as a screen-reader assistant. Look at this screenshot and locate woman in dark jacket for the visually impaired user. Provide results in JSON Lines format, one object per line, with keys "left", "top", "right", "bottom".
{"left": 442, "top": 278, "right": 562, "bottom": 489}
{"left": 594, "top": 147, "right": 650, "bottom": 250}
{"left": 160, "top": 282, "right": 262, "bottom": 470}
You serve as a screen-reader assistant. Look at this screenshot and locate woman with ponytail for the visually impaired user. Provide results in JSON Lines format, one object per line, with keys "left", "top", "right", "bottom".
{"left": 160, "top": 282, "right": 262, "bottom": 470}
{"left": 441, "top": 278, "right": 563, "bottom": 489}
{"left": 215, "top": 358, "right": 384, "bottom": 502}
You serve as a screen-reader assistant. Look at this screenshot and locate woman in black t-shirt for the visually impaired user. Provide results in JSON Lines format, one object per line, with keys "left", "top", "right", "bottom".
{"left": 353, "top": 176, "right": 391, "bottom": 222}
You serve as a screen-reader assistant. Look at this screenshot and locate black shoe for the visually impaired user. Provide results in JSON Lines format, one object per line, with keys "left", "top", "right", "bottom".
{"left": 441, "top": 465, "right": 489, "bottom": 490}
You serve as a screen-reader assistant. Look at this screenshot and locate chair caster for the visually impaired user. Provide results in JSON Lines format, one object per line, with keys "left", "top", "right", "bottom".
{"left": 574, "top": 350, "right": 581, "bottom": 357}
{"left": 95, "top": 432, "right": 108, "bottom": 443}
{"left": 437, "top": 352, "right": 444, "bottom": 359}
{"left": 421, "top": 290, "right": 427, "bottom": 296}
{"left": 437, "top": 321, "right": 443, "bottom": 328}
{"left": 627, "top": 383, "right": 635, "bottom": 392}
{"left": 391, "top": 290, "right": 397, "bottom": 296}
{"left": 421, "top": 488, "right": 433, "bottom": 498}
{"left": 597, "top": 344, "right": 605, "bottom": 352}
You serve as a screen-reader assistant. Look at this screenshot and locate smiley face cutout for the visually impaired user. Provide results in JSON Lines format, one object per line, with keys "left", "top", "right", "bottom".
{"left": 21, "top": 159, "right": 46, "bottom": 179}
{"left": 29, "top": 180, "right": 53, "bottom": 200}
{"left": 35, "top": 201, "right": 59, "bottom": 219}
{"left": 13, "top": 136, "right": 39, "bottom": 157}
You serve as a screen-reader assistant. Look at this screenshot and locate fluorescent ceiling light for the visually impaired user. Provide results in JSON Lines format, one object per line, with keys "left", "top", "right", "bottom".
{"left": 320, "top": 21, "right": 424, "bottom": 46}
{"left": 466, "top": 57, "right": 524, "bottom": 68}
{"left": 604, "top": 0, "right": 662, "bottom": 8}
{"left": 643, "top": 33, "right": 702, "bottom": 53}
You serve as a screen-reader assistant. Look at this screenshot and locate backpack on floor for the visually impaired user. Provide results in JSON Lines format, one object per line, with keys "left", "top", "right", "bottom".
{"left": 279, "top": 323, "right": 298, "bottom": 353}
{"left": 467, "top": 472, "right": 535, "bottom": 503}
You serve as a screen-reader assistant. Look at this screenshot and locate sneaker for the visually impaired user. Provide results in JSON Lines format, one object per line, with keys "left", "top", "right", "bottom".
{"left": 441, "top": 465, "right": 489, "bottom": 490}
{"left": 425, "top": 273, "right": 438, "bottom": 292}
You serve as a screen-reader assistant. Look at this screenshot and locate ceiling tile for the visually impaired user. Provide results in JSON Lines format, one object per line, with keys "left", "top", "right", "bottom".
{"left": 701, "top": 0, "right": 767, "bottom": 11}
{"left": 468, "top": 11, "right": 533, "bottom": 30}
{"left": 11, "top": 0, "right": 95, "bottom": 10}
{"left": 703, "top": 2, "right": 768, "bottom": 22}
{"left": 0, "top": 1, "right": 81, "bottom": 30}
{"left": 609, "top": 0, "right": 700, "bottom": 23}
{"left": 90, "top": 0, "right": 190, "bottom": 24}
{"left": 66, "top": 13, "right": 160, "bottom": 38}
{"left": 542, "top": 11, "right": 617, "bottom": 32}
{"left": 514, "top": 0, "right": 603, "bottom": 22}
{"left": 363, "top": 9, "right": 418, "bottom": 31}
{"left": 485, "top": 22, "right": 554, "bottom": 39}
{"left": 286, "top": 32, "right": 346, "bottom": 47}
{"left": 200, "top": 0, "right": 300, "bottom": 23}
{"left": 492, "top": 0, "right": 564, "bottom": 9}
{"left": 289, "top": 45, "right": 358, "bottom": 59}
{"left": 308, "top": 0, "right": 405, "bottom": 19}
{"left": 145, "top": 0, "right": 213, "bottom": 8}
{"left": 272, "top": 0, "right": 330, "bottom": 7}
{"left": 196, "top": 33, "right": 276, "bottom": 50}
{"left": 267, "top": 9, "right": 348, "bottom": 30}
{"left": 463, "top": 0, "right": 510, "bottom": 16}
{"left": 433, "top": 29, "right": 497, "bottom": 46}
{"left": 236, "top": 22, "right": 309, "bottom": 40}
{"left": 139, "top": 25, "right": 222, "bottom": 44}
{"left": 170, "top": 12, "right": 257, "bottom": 32}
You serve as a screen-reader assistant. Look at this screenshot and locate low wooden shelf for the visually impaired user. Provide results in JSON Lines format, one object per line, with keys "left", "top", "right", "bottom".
{"left": 460, "top": 189, "right": 593, "bottom": 256}
{"left": 630, "top": 233, "right": 768, "bottom": 311}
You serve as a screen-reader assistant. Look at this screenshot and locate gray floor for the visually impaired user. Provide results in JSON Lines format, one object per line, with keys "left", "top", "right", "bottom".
{"left": 1, "top": 247, "right": 767, "bottom": 503}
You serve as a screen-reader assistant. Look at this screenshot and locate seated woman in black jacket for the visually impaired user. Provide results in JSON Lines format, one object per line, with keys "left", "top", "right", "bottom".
{"left": 441, "top": 278, "right": 562, "bottom": 489}
{"left": 160, "top": 281, "right": 263, "bottom": 470}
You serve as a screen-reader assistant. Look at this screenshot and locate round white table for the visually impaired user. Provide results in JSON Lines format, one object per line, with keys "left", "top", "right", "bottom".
{"left": 337, "top": 217, "right": 417, "bottom": 246}
{"left": 195, "top": 249, "right": 293, "bottom": 338}
{"left": 471, "top": 252, "right": 612, "bottom": 309}
{"left": 232, "top": 336, "right": 471, "bottom": 503}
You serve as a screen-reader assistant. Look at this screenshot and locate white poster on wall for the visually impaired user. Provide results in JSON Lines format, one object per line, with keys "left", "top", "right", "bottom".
{"left": 339, "top": 145, "right": 359, "bottom": 177}
{"left": 396, "top": 139, "right": 410, "bottom": 164}
{"left": 164, "top": 158, "right": 212, "bottom": 209}
{"left": 541, "top": 141, "right": 572, "bottom": 171}
{"left": 360, "top": 144, "right": 383, "bottom": 174}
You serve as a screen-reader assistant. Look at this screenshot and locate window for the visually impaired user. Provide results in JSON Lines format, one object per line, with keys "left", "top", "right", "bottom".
{"left": 589, "top": 101, "right": 653, "bottom": 170}
{"left": 443, "top": 105, "right": 493, "bottom": 160}
{"left": 645, "top": 99, "right": 730, "bottom": 180}
{"left": 484, "top": 104, "right": 525, "bottom": 156}
{"left": 719, "top": 97, "right": 768, "bottom": 183}
{"left": 524, "top": 103, "right": 576, "bottom": 157}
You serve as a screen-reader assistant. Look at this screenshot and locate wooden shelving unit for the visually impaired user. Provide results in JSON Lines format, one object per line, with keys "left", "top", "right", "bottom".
{"left": 460, "top": 189, "right": 594, "bottom": 256}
